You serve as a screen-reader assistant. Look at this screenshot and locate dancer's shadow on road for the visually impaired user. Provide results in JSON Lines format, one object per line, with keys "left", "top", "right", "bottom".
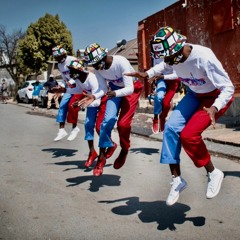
{"left": 66, "top": 174, "right": 121, "bottom": 192}
{"left": 223, "top": 171, "right": 240, "bottom": 178}
{"left": 42, "top": 148, "right": 78, "bottom": 158}
{"left": 53, "top": 159, "right": 86, "bottom": 171}
{"left": 130, "top": 147, "right": 160, "bottom": 155}
{"left": 52, "top": 159, "right": 112, "bottom": 173}
{"left": 99, "top": 196, "right": 205, "bottom": 231}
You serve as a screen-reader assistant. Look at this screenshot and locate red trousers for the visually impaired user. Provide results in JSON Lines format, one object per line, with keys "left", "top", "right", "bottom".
{"left": 180, "top": 89, "right": 234, "bottom": 167}
{"left": 67, "top": 94, "right": 84, "bottom": 124}
{"left": 117, "top": 81, "right": 143, "bottom": 151}
{"left": 95, "top": 95, "right": 107, "bottom": 135}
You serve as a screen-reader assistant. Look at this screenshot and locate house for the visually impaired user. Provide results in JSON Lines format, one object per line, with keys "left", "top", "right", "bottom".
{"left": 108, "top": 38, "right": 138, "bottom": 71}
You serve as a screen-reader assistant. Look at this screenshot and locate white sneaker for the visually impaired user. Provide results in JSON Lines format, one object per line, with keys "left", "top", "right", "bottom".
{"left": 166, "top": 176, "right": 188, "bottom": 206}
{"left": 67, "top": 127, "right": 80, "bottom": 141}
{"left": 54, "top": 129, "right": 68, "bottom": 141}
{"left": 206, "top": 168, "right": 224, "bottom": 199}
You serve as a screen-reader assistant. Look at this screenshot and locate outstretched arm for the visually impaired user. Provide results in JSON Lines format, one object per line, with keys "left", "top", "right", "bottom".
{"left": 124, "top": 71, "right": 148, "bottom": 79}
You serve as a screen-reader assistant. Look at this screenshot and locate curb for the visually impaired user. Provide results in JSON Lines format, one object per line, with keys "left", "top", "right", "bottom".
{"left": 8, "top": 100, "right": 240, "bottom": 163}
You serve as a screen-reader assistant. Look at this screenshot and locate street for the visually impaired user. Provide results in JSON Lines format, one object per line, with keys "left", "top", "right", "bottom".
{"left": 0, "top": 103, "right": 239, "bottom": 240}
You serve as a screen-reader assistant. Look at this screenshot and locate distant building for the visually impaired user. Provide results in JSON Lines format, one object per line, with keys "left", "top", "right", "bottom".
{"left": 108, "top": 39, "right": 138, "bottom": 71}
{"left": 76, "top": 49, "right": 85, "bottom": 59}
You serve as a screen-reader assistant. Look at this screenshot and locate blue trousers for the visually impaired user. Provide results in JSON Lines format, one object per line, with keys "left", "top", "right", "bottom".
{"left": 84, "top": 106, "right": 99, "bottom": 140}
{"left": 154, "top": 79, "right": 166, "bottom": 115}
{"left": 56, "top": 93, "right": 72, "bottom": 123}
{"left": 160, "top": 89, "right": 200, "bottom": 164}
{"left": 98, "top": 83, "right": 122, "bottom": 148}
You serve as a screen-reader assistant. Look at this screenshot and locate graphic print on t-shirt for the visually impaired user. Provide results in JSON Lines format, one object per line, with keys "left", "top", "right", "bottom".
{"left": 179, "top": 73, "right": 206, "bottom": 86}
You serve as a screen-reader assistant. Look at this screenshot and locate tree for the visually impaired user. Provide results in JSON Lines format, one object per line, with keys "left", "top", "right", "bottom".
{"left": 18, "top": 13, "right": 74, "bottom": 76}
{"left": 0, "top": 25, "right": 25, "bottom": 86}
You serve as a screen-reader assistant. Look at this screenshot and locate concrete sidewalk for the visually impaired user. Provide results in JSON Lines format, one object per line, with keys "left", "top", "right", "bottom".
{"left": 131, "top": 112, "right": 240, "bottom": 162}
{"left": 10, "top": 99, "right": 240, "bottom": 163}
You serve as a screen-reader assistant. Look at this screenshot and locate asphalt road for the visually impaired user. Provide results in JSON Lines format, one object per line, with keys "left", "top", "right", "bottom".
{"left": 0, "top": 103, "right": 239, "bottom": 240}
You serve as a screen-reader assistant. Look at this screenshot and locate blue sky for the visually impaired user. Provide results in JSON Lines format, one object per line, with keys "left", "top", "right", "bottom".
{"left": 0, "top": 0, "right": 177, "bottom": 52}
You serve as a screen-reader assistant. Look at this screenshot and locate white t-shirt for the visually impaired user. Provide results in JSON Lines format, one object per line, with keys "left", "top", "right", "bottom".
{"left": 147, "top": 44, "right": 234, "bottom": 110}
{"left": 58, "top": 55, "right": 82, "bottom": 94}
{"left": 94, "top": 55, "right": 136, "bottom": 97}
{"left": 77, "top": 72, "right": 107, "bottom": 107}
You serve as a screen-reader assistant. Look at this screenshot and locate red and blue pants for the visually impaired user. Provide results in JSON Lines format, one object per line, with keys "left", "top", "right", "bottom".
{"left": 99, "top": 81, "right": 143, "bottom": 151}
{"left": 160, "top": 88, "right": 233, "bottom": 167}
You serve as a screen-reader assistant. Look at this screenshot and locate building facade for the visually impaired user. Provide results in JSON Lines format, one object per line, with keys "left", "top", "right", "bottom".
{"left": 137, "top": 0, "right": 240, "bottom": 116}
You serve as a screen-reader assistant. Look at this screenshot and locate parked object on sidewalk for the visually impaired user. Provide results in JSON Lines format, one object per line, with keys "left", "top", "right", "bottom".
{"left": 16, "top": 80, "right": 45, "bottom": 104}
{"left": 125, "top": 26, "right": 234, "bottom": 206}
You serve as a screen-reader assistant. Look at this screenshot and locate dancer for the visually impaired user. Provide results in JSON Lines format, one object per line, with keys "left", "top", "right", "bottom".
{"left": 52, "top": 45, "right": 81, "bottom": 141}
{"left": 82, "top": 43, "right": 143, "bottom": 176}
{"left": 67, "top": 59, "right": 108, "bottom": 168}
{"left": 125, "top": 26, "right": 234, "bottom": 206}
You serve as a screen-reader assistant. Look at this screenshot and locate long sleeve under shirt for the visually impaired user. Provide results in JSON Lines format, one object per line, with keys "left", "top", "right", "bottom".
{"left": 94, "top": 55, "right": 135, "bottom": 97}
{"left": 147, "top": 44, "right": 234, "bottom": 111}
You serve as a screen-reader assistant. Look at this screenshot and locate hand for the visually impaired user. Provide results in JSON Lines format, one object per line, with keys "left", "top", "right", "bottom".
{"left": 106, "top": 90, "right": 116, "bottom": 98}
{"left": 148, "top": 74, "right": 164, "bottom": 84}
{"left": 72, "top": 102, "right": 79, "bottom": 108}
{"left": 124, "top": 71, "right": 148, "bottom": 78}
{"left": 77, "top": 92, "right": 95, "bottom": 107}
{"left": 203, "top": 106, "right": 218, "bottom": 128}
{"left": 148, "top": 76, "right": 157, "bottom": 85}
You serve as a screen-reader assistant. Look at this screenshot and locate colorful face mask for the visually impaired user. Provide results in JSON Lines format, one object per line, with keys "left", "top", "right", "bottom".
{"left": 70, "top": 72, "right": 80, "bottom": 80}
{"left": 92, "top": 59, "right": 106, "bottom": 70}
{"left": 164, "top": 52, "right": 184, "bottom": 65}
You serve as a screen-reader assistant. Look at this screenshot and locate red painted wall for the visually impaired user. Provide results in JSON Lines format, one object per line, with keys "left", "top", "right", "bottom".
{"left": 137, "top": 0, "right": 240, "bottom": 98}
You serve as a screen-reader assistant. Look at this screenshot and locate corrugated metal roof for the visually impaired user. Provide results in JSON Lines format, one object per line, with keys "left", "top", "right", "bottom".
{"left": 108, "top": 39, "right": 138, "bottom": 62}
